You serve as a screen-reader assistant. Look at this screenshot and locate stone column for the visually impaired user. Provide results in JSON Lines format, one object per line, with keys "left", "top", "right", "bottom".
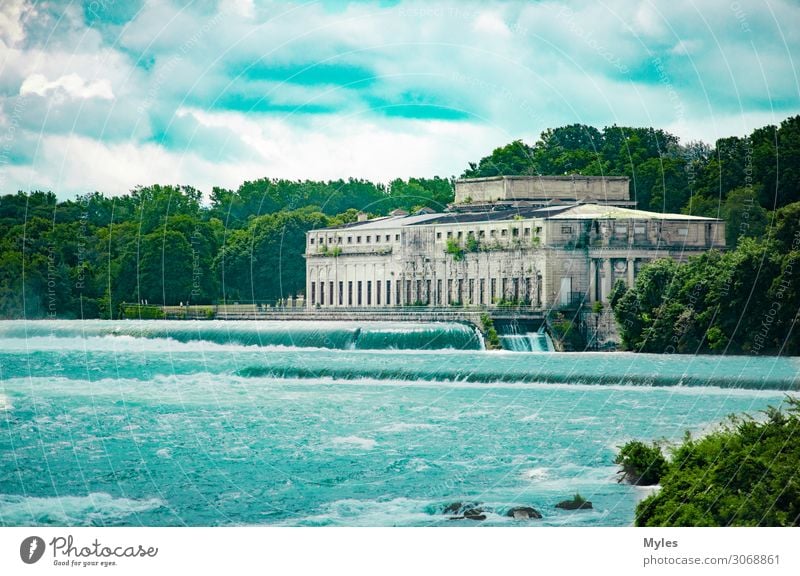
{"left": 602, "top": 258, "right": 612, "bottom": 303}
{"left": 627, "top": 257, "right": 635, "bottom": 287}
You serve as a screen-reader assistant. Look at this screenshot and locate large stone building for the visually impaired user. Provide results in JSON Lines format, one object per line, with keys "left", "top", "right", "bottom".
{"left": 305, "top": 176, "right": 724, "bottom": 310}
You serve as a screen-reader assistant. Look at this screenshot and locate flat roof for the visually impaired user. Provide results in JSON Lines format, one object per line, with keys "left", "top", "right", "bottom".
{"left": 314, "top": 203, "right": 719, "bottom": 232}
{"left": 455, "top": 174, "right": 630, "bottom": 183}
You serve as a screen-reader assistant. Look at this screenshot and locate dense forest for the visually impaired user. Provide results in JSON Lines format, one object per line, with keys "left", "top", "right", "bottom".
{"left": 1, "top": 116, "right": 798, "bottom": 356}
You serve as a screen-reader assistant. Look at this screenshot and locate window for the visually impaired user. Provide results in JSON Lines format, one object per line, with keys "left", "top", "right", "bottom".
{"left": 395, "top": 280, "right": 401, "bottom": 305}
{"left": 678, "top": 228, "right": 689, "bottom": 236}
{"left": 395, "top": 234, "right": 400, "bottom": 241}
{"left": 348, "top": 281, "right": 353, "bottom": 306}
{"left": 319, "top": 282, "right": 325, "bottom": 305}
{"left": 436, "top": 232, "right": 442, "bottom": 240}
{"left": 490, "top": 230, "right": 496, "bottom": 238}
{"left": 311, "top": 282, "right": 316, "bottom": 305}
{"left": 385, "top": 234, "right": 390, "bottom": 242}
{"left": 501, "top": 229, "right": 508, "bottom": 237}
{"left": 329, "top": 281, "right": 334, "bottom": 305}
{"left": 490, "top": 278, "right": 496, "bottom": 301}
{"left": 447, "top": 231, "right": 453, "bottom": 238}
{"left": 367, "top": 281, "right": 372, "bottom": 305}
{"left": 357, "top": 281, "right": 362, "bottom": 306}
{"left": 634, "top": 225, "right": 646, "bottom": 234}
{"left": 524, "top": 227, "right": 530, "bottom": 236}
{"left": 479, "top": 230, "right": 485, "bottom": 238}
{"left": 535, "top": 227, "right": 542, "bottom": 235}
{"left": 309, "top": 238, "right": 315, "bottom": 244}
{"left": 328, "top": 236, "right": 334, "bottom": 244}
{"left": 436, "top": 279, "right": 442, "bottom": 305}
{"left": 512, "top": 227, "right": 519, "bottom": 237}
{"left": 386, "top": 281, "right": 391, "bottom": 306}
{"left": 337, "top": 237, "right": 342, "bottom": 244}
{"left": 366, "top": 236, "right": 371, "bottom": 243}
{"left": 356, "top": 236, "right": 362, "bottom": 243}
{"left": 480, "top": 279, "right": 485, "bottom": 304}
{"left": 376, "top": 281, "right": 381, "bottom": 305}
{"left": 457, "top": 231, "right": 463, "bottom": 239}
{"left": 561, "top": 226, "right": 573, "bottom": 234}
{"left": 338, "top": 281, "right": 343, "bottom": 305}
{"left": 615, "top": 226, "right": 627, "bottom": 234}
{"left": 347, "top": 236, "right": 353, "bottom": 244}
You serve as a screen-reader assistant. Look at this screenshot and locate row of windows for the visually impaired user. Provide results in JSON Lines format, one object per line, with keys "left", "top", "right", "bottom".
{"left": 309, "top": 233, "right": 401, "bottom": 246}
{"left": 435, "top": 226, "right": 542, "bottom": 241}
{"left": 309, "top": 277, "right": 541, "bottom": 306}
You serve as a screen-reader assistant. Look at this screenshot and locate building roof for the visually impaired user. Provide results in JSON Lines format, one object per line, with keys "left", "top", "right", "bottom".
{"left": 454, "top": 174, "right": 630, "bottom": 183}
{"left": 546, "top": 204, "right": 718, "bottom": 221}
{"left": 314, "top": 203, "right": 719, "bottom": 231}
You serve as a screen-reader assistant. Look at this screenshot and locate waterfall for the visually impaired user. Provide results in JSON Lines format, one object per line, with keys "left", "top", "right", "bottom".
{"left": 498, "top": 322, "right": 554, "bottom": 352}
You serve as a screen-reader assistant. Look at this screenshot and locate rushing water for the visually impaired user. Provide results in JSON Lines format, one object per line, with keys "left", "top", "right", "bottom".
{"left": 0, "top": 320, "right": 797, "bottom": 527}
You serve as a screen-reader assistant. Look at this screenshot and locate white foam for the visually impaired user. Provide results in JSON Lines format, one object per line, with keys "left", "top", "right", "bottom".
{"left": 0, "top": 394, "right": 11, "bottom": 412}
{"left": 378, "top": 422, "right": 438, "bottom": 433}
{"left": 523, "top": 467, "right": 550, "bottom": 480}
{"left": 331, "top": 436, "right": 377, "bottom": 450}
{"left": 0, "top": 492, "right": 165, "bottom": 526}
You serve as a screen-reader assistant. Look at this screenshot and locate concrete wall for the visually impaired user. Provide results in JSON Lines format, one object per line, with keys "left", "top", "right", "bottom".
{"left": 454, "top": 176, "right": 630, "bottom": 203}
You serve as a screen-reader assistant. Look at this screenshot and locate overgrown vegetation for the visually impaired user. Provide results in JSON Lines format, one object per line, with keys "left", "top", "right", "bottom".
{"left": 614, "top": 440, "right": 668, "bottom": 486}
{"left": 611, "top": 201, "right": 800, "bottom": 355}
{"left": 445, "top": 238, "right": 464, "bottom": 261}
{"left": 627, "top": 397, "right": 800, "bottom": 527}
{"left": 479, "top": 313, "right": 501, "bottom": 349}
{"left": 548, "top": 313, "right": 586, "bottom": 351}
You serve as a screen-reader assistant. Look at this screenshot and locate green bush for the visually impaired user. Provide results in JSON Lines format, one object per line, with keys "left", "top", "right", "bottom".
{"left": 614, "top": 440, "right": 667, "bottom": 486}
{"left": 633, "top": 397, "right": 800, "bottom": 526}
{"left": 121, "top": 305, "right": 165, "bottom": 319}
{"left": 480, "top": 313, "right": 501, "bottom": 349}
{"left": 445, "top": 238, "right": 464, "bottom": 261}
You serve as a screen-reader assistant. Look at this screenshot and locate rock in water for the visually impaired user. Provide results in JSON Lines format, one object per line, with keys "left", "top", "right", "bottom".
{"left": 462, "top": 508, "right": 486, "bottom": 521}
{"left": 555, "top": 499, "right": 593, "bottom": 510}
{"left": 506, "top": 506, "right": 542, "bottom": 520}
{"left": 443, "top": 502, "right": 486, "bottom": 520}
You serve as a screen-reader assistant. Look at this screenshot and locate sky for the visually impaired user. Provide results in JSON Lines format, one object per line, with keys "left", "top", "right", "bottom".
{"left": 0, "top": 0, "right": 798, "bottom": 199}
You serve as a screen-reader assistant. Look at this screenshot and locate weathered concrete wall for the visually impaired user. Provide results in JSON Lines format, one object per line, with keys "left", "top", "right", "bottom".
{"left": 455, "top": 176, "right": 630, "bottom": 203}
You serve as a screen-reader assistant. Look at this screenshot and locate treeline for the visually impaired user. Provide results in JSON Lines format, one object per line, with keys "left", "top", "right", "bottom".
{"left": 466, "top": 116, "right": 800, "bottom": 247}
{"left": 0, "top": 177, "right": 452, "bottom": 318}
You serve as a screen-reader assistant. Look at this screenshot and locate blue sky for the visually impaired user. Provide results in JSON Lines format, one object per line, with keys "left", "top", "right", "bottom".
{"left": 0, "top": 0, "right": 798, "bottom": 198}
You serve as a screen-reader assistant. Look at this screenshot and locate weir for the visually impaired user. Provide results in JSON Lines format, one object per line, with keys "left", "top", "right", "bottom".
{"left": 137, "top": 304, "right": 552, "bottom": 352}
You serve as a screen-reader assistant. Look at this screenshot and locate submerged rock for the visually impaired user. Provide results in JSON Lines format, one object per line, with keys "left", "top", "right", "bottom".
{"left": 506, "top": 506, "right": 542, "bottom": 520}
{"left": 555, "top": 498, "right": 593, "bottom": 510}
{"left": 443, "top": 502, "right": 486, "bottom": 521}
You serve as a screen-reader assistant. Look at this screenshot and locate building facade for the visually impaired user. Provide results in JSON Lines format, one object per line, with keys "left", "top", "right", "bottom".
{"left": 305, "top": 177, "right": 725, "bottom": 309}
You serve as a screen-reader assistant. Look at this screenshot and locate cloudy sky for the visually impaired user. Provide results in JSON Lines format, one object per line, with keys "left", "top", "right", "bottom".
{"left": 1, "top": 0, "right": 798, "bottom": 198}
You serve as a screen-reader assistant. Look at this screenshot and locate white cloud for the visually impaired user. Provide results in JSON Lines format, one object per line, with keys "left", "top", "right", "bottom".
{"left": 20, "top": 73, "right": 115, "bottom": 100}
{"left": 473, "top": 11, "right": 511, "bottom": 37}
{"left": 0, "top": 0, "right": 28, "bottom": 48}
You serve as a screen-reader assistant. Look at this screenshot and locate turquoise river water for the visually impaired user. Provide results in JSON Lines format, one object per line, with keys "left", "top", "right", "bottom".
{"left": 0, "top": 320, "right": 797, "bottom": 527}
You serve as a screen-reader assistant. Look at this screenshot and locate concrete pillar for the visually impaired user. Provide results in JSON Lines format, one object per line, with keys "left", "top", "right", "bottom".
{"left": 602, "top": 258, "right": 612, "bottom": 303}
{"left": 627, "top": 257, "right": 635, "bottom": 288}
{"left": 589, "top": 258, "right": 597, "bottom": 303}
